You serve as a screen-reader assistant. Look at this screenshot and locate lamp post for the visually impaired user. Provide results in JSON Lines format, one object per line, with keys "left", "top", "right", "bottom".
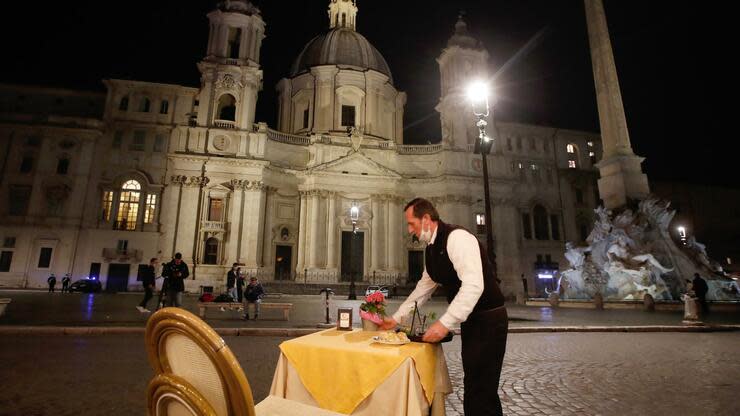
{"left": 467, "top": 81, "right": 496, "bottom": 264}
{"left": 348, "top": 202, "right": 360, "bottom": 300}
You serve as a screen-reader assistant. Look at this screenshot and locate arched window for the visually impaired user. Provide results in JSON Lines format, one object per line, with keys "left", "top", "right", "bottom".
{"left": 119, "top": 96, "right": 129, "bottom": 111}
{"left": 139, "top": 97, "right": 151, "bottom": 113}
{"left": 566, "top": 143, "right": 575, "bottom": 153}
{"left": 56, "top": 157, "right": 70, "bottom": 175}
{"left": 204, "top": 238, "right": 219, "bottom": 264}
{"left": 533, "top": 205, "right": 549, "bottom": 240}
{"left": 217, "top": 94, "right": 236, "bottom": 121}
{"left": 115, "top": 180, "right": 141, "bottom": 231}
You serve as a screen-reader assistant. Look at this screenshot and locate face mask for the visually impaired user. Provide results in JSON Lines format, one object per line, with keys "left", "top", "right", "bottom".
{"left": 418, "top": 219, "right": 433, "bottom": 243}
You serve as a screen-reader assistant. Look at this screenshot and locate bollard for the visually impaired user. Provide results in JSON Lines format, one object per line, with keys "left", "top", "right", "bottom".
{"left": 643, "top": 294, "right": 655, "bottom": 312}
{"left": 682, "top": 293, "right": 702, "bottom": 325}
{"left": 593, "top": 293, "right": 604, "bottom": 310}
{"left": 318, "top": 288, "right": 335, "bottom": 327}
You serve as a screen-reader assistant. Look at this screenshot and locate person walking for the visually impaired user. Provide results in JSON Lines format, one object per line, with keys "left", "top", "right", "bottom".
{"left": 243, "top": 277, "right": 265, "bottom": 320}
{"left": 137, "top": 258, "right": 158, "bottom": 313}
{"left": 61, "top": 273, "right": 71, "bottom": 293}
{"left": 226, "top": 263, "right": 238, "bottom": 301}
{"left": 156, "top": 258, "right": 172, "bottom": 310}
{"left": 692, "top": 273, "right": 709, "bottom": 314}
{"left": 236, "top": 268, "right": 245, "bottom": 303}
{"left": 47, "top": 273, "right": 57, "bottom": 293}
{"left": 164, "top": 253, "right": 189, "bottom": 307}
{"left": 379, "top": 198, "right": 508, "bottom": 416}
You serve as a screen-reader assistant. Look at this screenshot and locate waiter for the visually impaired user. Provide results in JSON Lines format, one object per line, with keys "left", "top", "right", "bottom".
{"left": 380, "top": 198, "right": 508, "bottom": 415}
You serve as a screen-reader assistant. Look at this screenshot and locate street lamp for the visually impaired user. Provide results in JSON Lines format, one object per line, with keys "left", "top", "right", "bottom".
{"left": 467, "top": 80, "right": 496, "bottom": 265}
{"left": 348, "top": 202, "right": 360, "bottom": 300}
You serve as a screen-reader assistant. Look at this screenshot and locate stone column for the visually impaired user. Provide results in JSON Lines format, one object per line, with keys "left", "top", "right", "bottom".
{"left": 296, "top": 191, "right": 308, "bottom": 273}
{"left": 584, "top": 0, "right": 650, "bottom": 208}
{"left": 308, "top": 191, "right": 320, "bottom": 268}
{"left": 159, "top": 175, "right": 187, "bottom": 258}
{"left": 387, "top": 197, "right": 400, "bottom": 272}
{"left": 371, "top": 197, "right": 381, "bottom": 271}
{"left": 311, "top": 67, "right": 339, "bottom": 133}
{"left": 493, "top": 202, "right": 522, "bottom": 298}
{"left": 241, "top": 181, "right": 266, "bottom": 268}
{"left": 178, "top": 176, "right": 209, "bottom": 265}
{"left": 327, "top": 192, "right": 337, "bottom": 270}
{"left": 226, "top": 180, "right": 246, "bottom": 264}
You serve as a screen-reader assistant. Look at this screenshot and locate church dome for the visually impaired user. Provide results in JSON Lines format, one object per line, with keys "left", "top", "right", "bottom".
{"left": 290, "top": 28, "right": 393, "bottom": 83}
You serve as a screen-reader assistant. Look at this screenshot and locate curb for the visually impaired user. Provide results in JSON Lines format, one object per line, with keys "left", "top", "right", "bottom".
{"left": 1, "top": 325, "right": 738, "bottom": 336}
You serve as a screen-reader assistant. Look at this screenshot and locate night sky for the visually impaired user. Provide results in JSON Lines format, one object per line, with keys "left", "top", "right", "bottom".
{"left": 3, "top": 1, "right": 717, "bottom": 187}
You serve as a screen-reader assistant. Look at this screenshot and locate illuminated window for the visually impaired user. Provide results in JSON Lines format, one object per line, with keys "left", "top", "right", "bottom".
{"left": 587, "top": 141, "right": 594, "bottom": 147}
{"left": 568, "top": 160, "right": 577, "bottom": 169}
{"left": 115, "top": 180, "right": 141, "bottom": 231}
{"left": 208, "top": 198, "right": 224, "bottom": 221}
{"left": 475, "top": 213, "right": 485, "bottom": 234}
{"left": 566, "top": 144, "right": 575, "bottom": 153}
{"left": 101, "top": 191, "right": 113, "bottom": 221}
{"left": 144, "top": 194, "right": 157, "bottom": 224}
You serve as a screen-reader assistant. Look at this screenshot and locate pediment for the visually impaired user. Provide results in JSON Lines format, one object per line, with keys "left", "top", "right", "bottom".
{"left": 308, "top": 151, "right": 401, "bottom": 178}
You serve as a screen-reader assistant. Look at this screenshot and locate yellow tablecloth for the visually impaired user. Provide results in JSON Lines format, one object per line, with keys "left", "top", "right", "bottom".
{"left": 278, "top": 329, "right": 440, "bottom": 415}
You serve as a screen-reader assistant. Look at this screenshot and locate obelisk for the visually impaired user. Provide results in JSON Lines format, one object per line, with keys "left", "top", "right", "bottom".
{"left": 584, "top": 0, "right": 650, "bottom": 209}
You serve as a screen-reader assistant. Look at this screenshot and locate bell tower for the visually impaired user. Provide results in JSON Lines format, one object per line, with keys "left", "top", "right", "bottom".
{"left": 328, "top": 0, "right": 358, "bottom": 30}
{"left": 196, "top": 0, "right": 265, "bottom": 129}
{"left": 435, "top": 15, "right": 490, "bottom": 149}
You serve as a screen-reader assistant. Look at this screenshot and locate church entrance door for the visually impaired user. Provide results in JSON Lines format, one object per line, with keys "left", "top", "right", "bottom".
{"left": 106, "top": 263, "right": 130, "bottom": 292}
{"left": 341, "top": 231, "right": 364, "bottom": 282}
{"left": 274, "top": 245, "right": 292, "bottom": 280}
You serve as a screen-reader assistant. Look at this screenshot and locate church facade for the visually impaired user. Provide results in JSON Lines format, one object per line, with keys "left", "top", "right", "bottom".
{"left": 0, "top": 0, "right": 601, "bottom": 297}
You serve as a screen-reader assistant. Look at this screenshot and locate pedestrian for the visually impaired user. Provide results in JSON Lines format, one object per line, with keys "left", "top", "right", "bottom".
{"left": 236, "top": 268, "right": 245, "bottom": 303}
{"left": 379, "top": 198, "right": 508, "bottom": 416}
{"left": 243, "top": 277, "right": 265, "bottom": 320}
{"left": 692, "top": 272, "right": 709, "bottom": 313}
{"left": 137, "top": 258, "right": 158, "bottom": 313}
{"left": 61, "top": 273, "right": 71, "bottom": 293}
{"left": 47, "top": 273, "right": 57, "bottom": 293}
{"left": 226, "top": 263, "right": 238, "bottom": 301}
{"left": 164, "top": 253, "right": 189, "bottom": 307}
{"left": 521, "top": 273, "right": 528, "bottom": 297}
{"left": 156, "top": 258, "right": 172, "bottom": 310}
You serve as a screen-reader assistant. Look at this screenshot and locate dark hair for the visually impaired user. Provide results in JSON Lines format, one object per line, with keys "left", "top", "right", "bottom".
{"left": 174, "top": 252, "right": 182, "bottom": 260}
{"left": 150, "top": 258, "right": 158, "bottom": 263}
{"left": 404, "top": 198, "right": 440, "bottom": 221}
{"left": 233, "top": 263, "right": 238, "bottom": 267}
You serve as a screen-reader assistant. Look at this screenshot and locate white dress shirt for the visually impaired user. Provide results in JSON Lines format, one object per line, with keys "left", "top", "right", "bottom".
{"left": 392, "top": 226, "right": 485, "bottom": 329}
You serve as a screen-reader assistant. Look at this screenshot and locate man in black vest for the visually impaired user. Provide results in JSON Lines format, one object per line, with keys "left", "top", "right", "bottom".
{"left": 380, "top": 198, "right": 508, "bottom": 415}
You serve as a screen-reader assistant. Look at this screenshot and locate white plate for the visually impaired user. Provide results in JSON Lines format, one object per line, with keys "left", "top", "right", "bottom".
{"left": 372, "top": 336, "right": 410, "bottom": 345}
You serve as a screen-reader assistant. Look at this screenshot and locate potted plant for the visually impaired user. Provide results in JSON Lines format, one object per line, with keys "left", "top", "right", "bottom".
{"left": 359, "top": 291, "right": 386, "bottom": 331}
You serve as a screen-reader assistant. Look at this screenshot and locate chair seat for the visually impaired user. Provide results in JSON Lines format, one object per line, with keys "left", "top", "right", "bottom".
{"left": 255, "top": 395, "right": 344, "bottom": 416}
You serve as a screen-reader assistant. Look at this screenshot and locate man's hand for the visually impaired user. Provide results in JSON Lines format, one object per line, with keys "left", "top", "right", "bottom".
{"left": 422, "top": 320, "right": 449, "bottom": 343}
{"left": 378, "top": 317, "right": 398, "bottom": 330}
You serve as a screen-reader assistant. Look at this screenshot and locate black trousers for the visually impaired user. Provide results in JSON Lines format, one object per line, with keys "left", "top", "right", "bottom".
{"left": 139, "top": 287, "right": 153, "bottom": 308}
{"left": 460, "top": 306, "right": 508, "bottom": 416}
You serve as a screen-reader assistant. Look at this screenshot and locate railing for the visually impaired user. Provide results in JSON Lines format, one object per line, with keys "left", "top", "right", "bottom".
{"left": 396, "top": 144, "right": 443, "bottom": 154}
{"left": 201, "top": 221, "right": 227, "bottom": 232}
{"left": 266, "top": 128, "right": 311, "bottom": 146}
{"left": 213, "top": 119, "right": 236, "bottom": 129}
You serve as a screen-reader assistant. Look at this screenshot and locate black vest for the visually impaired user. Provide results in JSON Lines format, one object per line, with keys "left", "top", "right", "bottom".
{"left": 424, "top": 222, "right": 505, "bottom": 312}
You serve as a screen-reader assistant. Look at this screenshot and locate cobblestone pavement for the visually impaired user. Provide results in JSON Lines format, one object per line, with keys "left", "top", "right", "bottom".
{"left": 444, "top": 332, "right": 740, "bottom": 416}
{"left": 2, "top": 290, "right": 739, "bottom": 328}
{"left": 1, "top": 332, "right": 738, "bottom": 415}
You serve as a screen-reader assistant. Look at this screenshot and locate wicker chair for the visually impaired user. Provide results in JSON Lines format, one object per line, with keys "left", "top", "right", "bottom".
{"left": 145, "top": 307, "right": 342, "bottom": 416}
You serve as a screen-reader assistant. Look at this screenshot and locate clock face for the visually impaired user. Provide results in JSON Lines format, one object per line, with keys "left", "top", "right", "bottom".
{"left": 213, "top": 136, "right": 230, "bottom": 151}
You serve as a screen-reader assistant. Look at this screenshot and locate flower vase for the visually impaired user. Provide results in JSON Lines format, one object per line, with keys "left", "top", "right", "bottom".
{"left": 362, "top": 318, "right": 379, "bottom": 331}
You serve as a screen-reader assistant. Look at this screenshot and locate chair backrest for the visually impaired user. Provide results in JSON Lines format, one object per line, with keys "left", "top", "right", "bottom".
{"left": 145, "top": 307, "right": 257, "bottom": 416}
